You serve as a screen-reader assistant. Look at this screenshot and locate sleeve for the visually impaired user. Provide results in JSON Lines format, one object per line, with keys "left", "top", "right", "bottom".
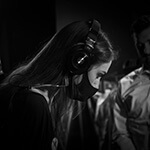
{"left": 11, "top": 90, "right": 54, "bottom": 150}
{"left": 110, "top": 83, "right": 137, "bottom": 150}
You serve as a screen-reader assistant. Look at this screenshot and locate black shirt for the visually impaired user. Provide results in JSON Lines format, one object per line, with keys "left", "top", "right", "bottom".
{"left": 0, "top": 87, "right": 54, "bottom": 150}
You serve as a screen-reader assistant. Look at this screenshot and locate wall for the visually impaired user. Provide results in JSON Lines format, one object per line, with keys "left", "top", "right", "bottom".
{"left": 0, "top": 0, "right": 56, "bottom": 73}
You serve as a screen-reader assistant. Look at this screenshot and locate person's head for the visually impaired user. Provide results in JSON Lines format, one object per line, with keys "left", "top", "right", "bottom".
{"left": 131, "top": 15, "right": 150, "bottom": 69}
{"left": 1, "top": 19, "right": 117, "bottom": 101}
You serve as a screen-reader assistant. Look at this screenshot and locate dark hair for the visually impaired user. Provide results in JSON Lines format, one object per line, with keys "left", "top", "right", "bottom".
{"left": 131, "top": 15, "right": 150, "bottom": 35}
{"left": 0, "top": 19, "right": 117, "bottom": 149}
{"left": 1, "top": 19, "right": 117, "bottom": 88}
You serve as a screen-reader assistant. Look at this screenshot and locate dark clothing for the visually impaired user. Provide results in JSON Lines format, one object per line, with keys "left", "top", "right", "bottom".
{"left": 66, "top": 101, "right": 99, "bottom": 150}
{"left": 0, "top": 87, "right": 54, "bottom": 150}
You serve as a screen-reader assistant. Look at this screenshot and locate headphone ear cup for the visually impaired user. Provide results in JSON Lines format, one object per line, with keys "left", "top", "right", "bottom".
{"left": 67, "top": 20, "right": 100, "bottom": 75}
{"left": 68, "top": 44, "right": 91, "bottom": 75}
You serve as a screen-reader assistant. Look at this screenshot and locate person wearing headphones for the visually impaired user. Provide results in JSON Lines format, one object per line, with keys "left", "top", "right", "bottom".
{"left": 0, "top": 19, "right": 117, "bottom": 150}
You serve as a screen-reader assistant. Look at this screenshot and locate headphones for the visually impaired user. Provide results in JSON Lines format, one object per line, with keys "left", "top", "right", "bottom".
{"left": 68, "top": 19, "right": 101, "bottom": 75}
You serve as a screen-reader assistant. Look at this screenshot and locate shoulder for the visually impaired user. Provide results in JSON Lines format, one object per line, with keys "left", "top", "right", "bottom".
{"left": 119, "top": 67, "right": 141, "bottom": 95}
{"left": 13, "top": 88, "right": 50, "bottom": 115}
{"left": 15, "top": 88, "right": 47, "bottom": 103}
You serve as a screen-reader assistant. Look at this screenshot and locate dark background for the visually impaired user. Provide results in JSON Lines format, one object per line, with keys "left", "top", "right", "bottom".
{"left": 0, "top": 0, "right": 150, "bottom": 76}
{"left": 0, "top": 1, "right": 149, "bottom": 149}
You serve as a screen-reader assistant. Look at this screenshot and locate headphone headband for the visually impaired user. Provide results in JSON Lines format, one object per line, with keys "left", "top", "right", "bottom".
{"left": 89, "top": 20, "right": 101, "bottom": 41}
{"left": 85, "top": 19, "right": 101, "bottom": 49}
